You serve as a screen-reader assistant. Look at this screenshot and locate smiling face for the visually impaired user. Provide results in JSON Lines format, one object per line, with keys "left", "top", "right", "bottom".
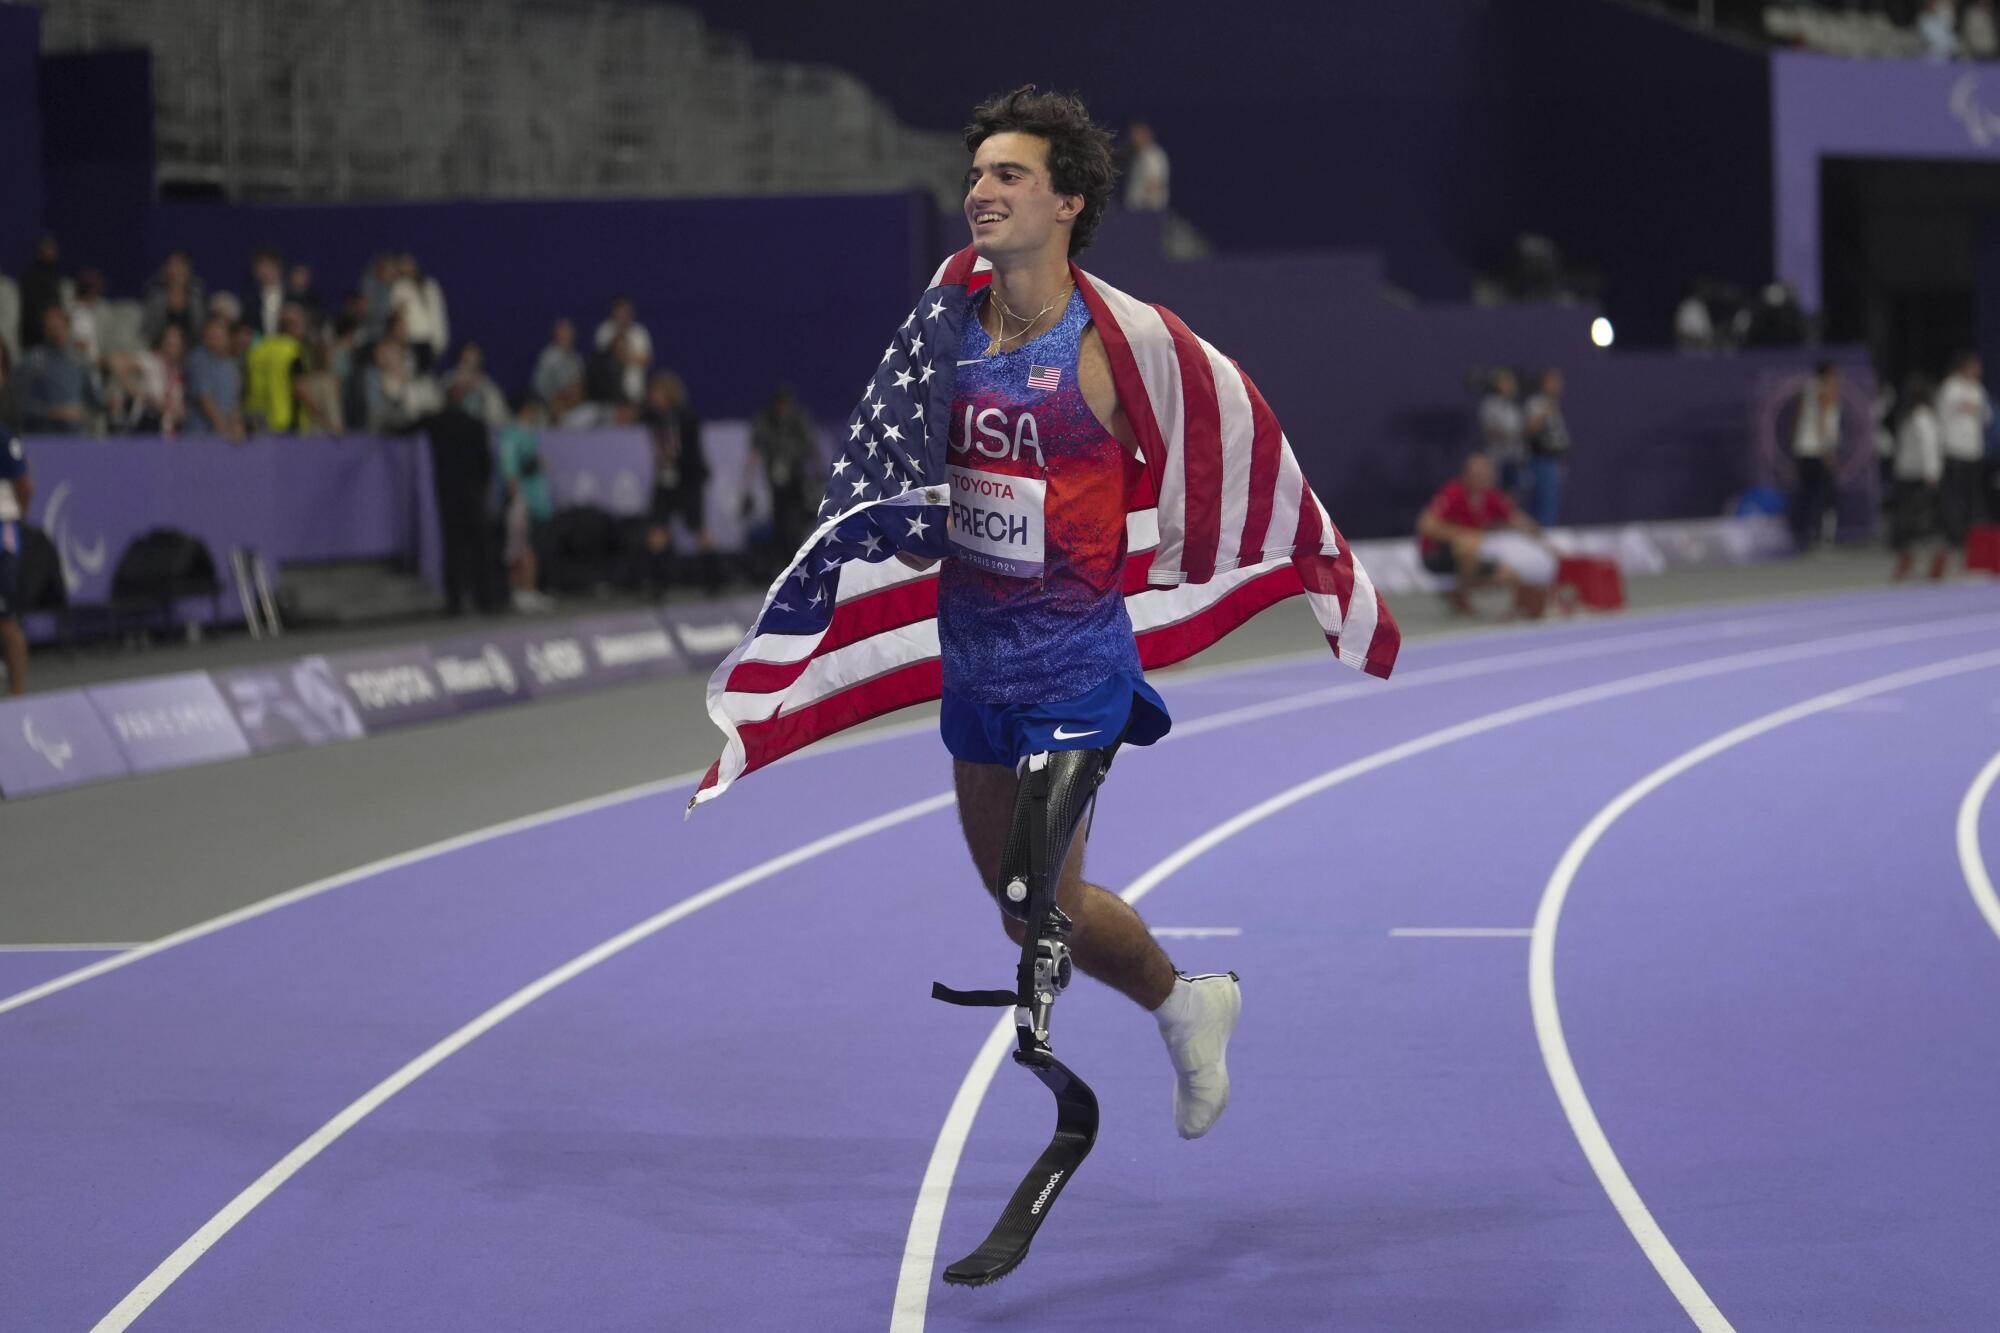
{"left": 964, "top": 132, "right": 1080, "bottom": 264}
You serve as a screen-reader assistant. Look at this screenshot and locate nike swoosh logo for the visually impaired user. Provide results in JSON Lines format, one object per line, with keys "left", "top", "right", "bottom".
{"left": 1051, "top": 726, "right": 1101, "bottom": 741}
{"left": 955, "top": 358, "right": 985, "bottom": 366}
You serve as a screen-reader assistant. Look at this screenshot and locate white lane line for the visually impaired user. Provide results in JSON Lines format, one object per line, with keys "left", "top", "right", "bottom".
{"left": 89, "top": 790, "right": 958, "bottom": 1333}
{"left": 1150, "top": 926, "right": 1243, "bottom": 938}
{"left": 1956, "top": 749, "right": 2000, "bottom": 946}
{"left": 0, "top": 943, "right": 146, "bottom": 953}
{"left": 0, "top": 603, "right": 1832, "bottom": 1020}
{"left": 1161, "top": 615, "right": 1777, "bottom": 742}
{"left": 1531, "top": 648, "right": 2000, "bottom": 1333}
{"left": 1389, "top": 927, "right": 1534, "bottom": 938}
{"left": 888, "top": 614, "right": 2000, "bottom": 1332}
{"left": 0, "top": 772, "right": 717, "bottom": 1018}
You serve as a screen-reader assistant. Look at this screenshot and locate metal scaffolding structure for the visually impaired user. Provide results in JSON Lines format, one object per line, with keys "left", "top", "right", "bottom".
{"left": 32, "top": 0, "right": 964, "bottom": 205}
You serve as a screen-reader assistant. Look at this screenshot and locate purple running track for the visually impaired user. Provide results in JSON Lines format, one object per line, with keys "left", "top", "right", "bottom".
{"left": 4, "top": 585, "right": 1999, "bottom": 1332}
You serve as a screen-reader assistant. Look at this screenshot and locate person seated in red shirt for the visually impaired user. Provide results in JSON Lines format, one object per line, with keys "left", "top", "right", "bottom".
{"left": 1416, "top": 452, "right": 1558, "bottom": 618}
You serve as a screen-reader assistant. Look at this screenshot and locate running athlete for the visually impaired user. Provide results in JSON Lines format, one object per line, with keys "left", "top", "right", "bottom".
{"left": 0, "top": 434, "right": 32, "bottom": 695}
{"left": 899, "top": 88, "right": 1239, "bottom": 1140}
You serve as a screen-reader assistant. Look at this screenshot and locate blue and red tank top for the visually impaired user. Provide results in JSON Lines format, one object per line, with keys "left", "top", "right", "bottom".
{"left": 937, "top": 287, "right": 1143, "bottom": 705}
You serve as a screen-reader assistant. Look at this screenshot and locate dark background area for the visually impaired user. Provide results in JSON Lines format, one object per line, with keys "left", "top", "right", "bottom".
{"left": 0, "top": 5, "right": 46, "bottom": 276}
{"left": 678, "top": 0, "right": 1775, "bottom": 344}
{"left": 1821, "top": 157, "right": 2000, "bottom": 382}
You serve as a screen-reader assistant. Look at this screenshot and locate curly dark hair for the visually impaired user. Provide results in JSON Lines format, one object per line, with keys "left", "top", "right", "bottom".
{"left": 964, "top": 85, "right": 1117, "bottom": 256}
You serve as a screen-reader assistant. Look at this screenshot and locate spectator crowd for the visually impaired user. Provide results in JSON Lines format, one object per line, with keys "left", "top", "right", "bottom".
{"left": 0, "top": 236, "right": 755, "bottom": 446}
{"left": 1762, "top": 0, "right": 2000, "bottom": 60}
{"left": 0, "top": 233, "right": 827, "bottom": 618}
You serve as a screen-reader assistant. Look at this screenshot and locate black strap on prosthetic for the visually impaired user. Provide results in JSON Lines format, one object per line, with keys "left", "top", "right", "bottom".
{"left": 929, "top": 740, "right": 1118, "bottom": 1287}
{"left": 929, "top": 983, "right": 1016, "bottom": 1006}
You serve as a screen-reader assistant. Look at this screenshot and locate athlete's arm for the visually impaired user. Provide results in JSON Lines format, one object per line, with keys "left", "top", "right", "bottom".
{"left": 1077, "top": 327, "right": 1139, "bottom": 458}
{"left": 1416, "top": 504, "right": 1475, "bottom": 546}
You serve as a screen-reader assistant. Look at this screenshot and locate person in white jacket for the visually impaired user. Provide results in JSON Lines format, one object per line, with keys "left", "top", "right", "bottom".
{"left": 390, "top": 254, "right": 450, "bottom": 372}
{"left": 1937, "top": 350, "right": 1992, "bottom": 567}
{"left": 1890, "top": 374, "right": 1947, "bottom": 581}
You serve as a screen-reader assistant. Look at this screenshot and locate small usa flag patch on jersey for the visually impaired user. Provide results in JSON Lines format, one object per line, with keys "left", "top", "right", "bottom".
{"left": 1026, "top": 364, "right": 1061, "bottom": 391}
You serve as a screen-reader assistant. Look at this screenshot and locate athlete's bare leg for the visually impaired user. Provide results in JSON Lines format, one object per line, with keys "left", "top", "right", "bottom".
{"left": 953, "top": 758, "right": 1176, "bottom": 1010}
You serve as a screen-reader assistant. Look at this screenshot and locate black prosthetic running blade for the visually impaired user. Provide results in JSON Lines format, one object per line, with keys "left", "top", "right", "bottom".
{"left": 941, "top": 1050, "right": 1099, "bottom": 1287}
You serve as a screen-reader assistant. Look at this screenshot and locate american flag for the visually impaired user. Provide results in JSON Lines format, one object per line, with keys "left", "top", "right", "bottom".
{"left": 1026, "top": 364, "right": 1062, "bottom": 392}
{"left": 691, "top": 246, "right": 1399, "bottom": 810}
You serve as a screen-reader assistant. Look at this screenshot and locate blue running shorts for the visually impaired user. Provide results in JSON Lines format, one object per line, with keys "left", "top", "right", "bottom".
{"left": 940, "top": 671, "right": 1171, "bottom": 767}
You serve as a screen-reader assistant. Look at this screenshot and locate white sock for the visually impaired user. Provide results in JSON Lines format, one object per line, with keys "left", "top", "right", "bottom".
{"left": 1152, "top": 975, "right": 1199, "bottom": 1031}
{"left": 1152, "top": 972, "right": 1240, "bottom": 1139}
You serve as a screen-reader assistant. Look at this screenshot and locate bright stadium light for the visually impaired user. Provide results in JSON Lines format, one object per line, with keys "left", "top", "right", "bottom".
{"left": 1590, "top": 317, "right": 1614, "bottom": 348}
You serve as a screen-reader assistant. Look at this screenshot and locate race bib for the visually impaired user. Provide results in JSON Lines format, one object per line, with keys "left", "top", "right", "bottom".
{"left": 947, "top": 465, "right": 1045, "bottom": 578}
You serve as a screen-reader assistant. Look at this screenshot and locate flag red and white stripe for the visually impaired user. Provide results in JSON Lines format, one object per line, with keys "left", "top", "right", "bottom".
{"left": 691, "top": 249, "right": 1398, "bottom": 809}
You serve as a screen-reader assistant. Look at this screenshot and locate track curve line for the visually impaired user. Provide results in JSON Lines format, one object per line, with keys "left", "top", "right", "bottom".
{"left": 1956, "top": 748, "right": 2000, "bottom": 947}
{"left": 1531, "top": 648, "right": 2000, "bottom": 1332}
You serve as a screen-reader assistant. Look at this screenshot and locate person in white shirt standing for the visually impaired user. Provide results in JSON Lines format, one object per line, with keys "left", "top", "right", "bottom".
{"left": 1123, "top": 122, "right": 1170, "bottom": 213}
{"left": 390, "top": 254, "right": 450, "bottom": 373}
{"left": 1890, "top": 374, "right": 1947, "bottom": 581}
{"left": 1966, "top": 0, "right": 2000, "bottom": 59}
{"left": 1937, "top": 350, "right": 1993, "bottom": 568}
{"left": 1479, "top": 369, "right": 1526, "bottom": 499}
{"left": 1789, "top": 361, "right": 1843, "bottom": 552}
{"left": 1921, "top": 0, "right": 1961, "bottom": 61}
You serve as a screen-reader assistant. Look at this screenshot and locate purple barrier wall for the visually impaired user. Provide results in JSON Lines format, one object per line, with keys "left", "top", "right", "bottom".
{"left": 147, "top": 192, "right": 932, "bottom": 424}
{"left": 1774, "top": 52, "right": 2000, "bottom": 312}
{"left": 23, "top": 435, "right": 426, "bottom": 620}
{"left": 0, "top": 6, "right": 45, "bottom": 279}
{"left": 19, "top": 427, "right": 778, "bottom": 639}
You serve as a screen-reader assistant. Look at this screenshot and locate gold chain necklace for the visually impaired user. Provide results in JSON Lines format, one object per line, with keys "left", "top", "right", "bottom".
{"left": 982, "top": 281, "right": 1072, "bottom": 357}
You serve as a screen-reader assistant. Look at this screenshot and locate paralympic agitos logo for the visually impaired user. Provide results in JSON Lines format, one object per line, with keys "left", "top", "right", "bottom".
{"left": 39, "top": 480, "right": 109, "bottom": 595}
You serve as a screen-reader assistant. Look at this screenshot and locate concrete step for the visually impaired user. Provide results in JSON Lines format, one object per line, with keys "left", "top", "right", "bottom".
{"left": 277, "top": 560, "right": 442, "bottom": 626}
